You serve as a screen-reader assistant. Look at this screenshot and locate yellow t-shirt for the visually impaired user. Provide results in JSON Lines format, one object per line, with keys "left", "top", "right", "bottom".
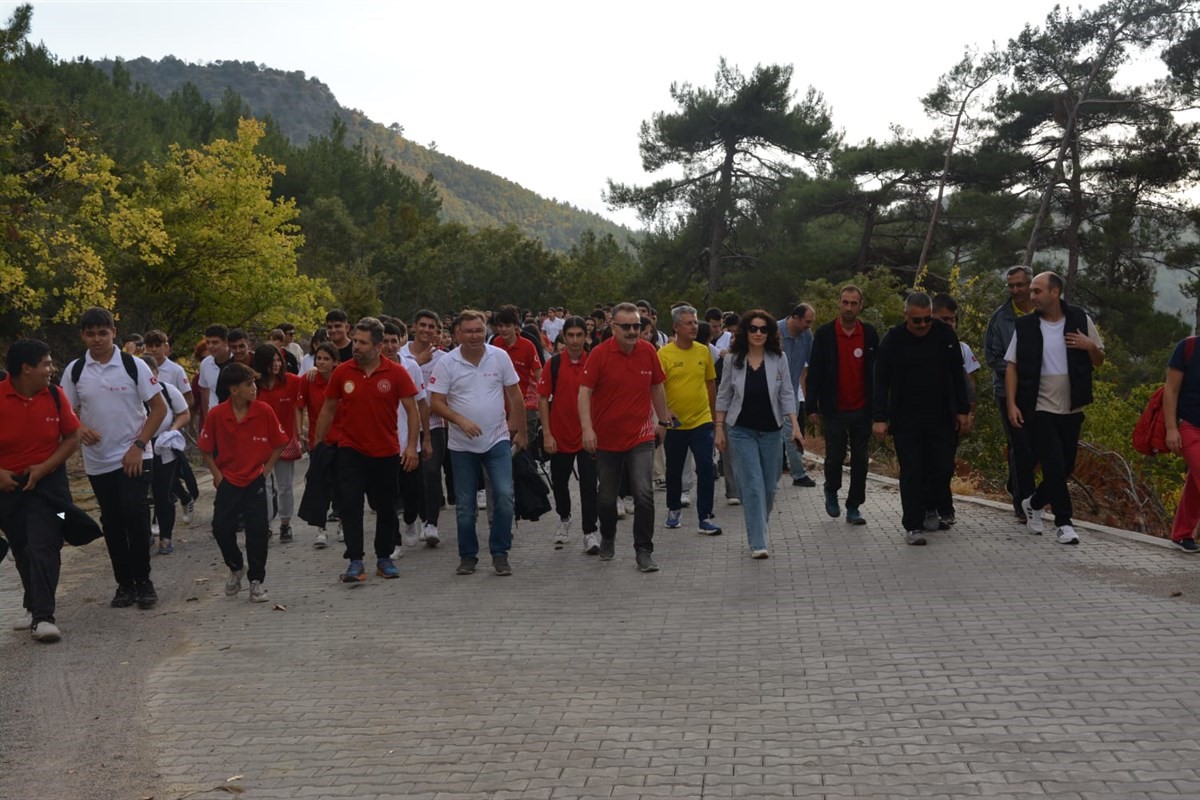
{"left": 658, "top": 341, "right": 716, "bottom": 430}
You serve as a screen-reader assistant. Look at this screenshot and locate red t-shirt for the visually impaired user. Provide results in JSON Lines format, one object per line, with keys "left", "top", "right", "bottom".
{"left": 536, "top": 350, "right": 588, "bottom": 453}
{"left": 835, "top": 320, "right": 867, "bottom": 412}
{"left": 257, "top": 373, "right": 302, "bottom": 441}
{"left": 0, "top": 379, "right": 81, "bottom": 474}
{"left": 302, "top": 372, "right": 341, "bottom": 448}
{"left": 492, "top": 334, "right": 542, "bottom": 410}
{"left": 198, "top": 400, "right": 288, "bottom": 487}
{"left": 324, "top": 358, "right": 417, "bottom": 458}
{"left": 580, "top": 337, "right": 665, "bottom": 451}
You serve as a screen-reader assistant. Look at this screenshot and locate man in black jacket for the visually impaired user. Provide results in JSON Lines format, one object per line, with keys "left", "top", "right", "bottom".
{"left": 873, "top": 293, "right": 971, "bottom": 545}
{"left": 807, "top": 285, "right": 879, "bottom": 525}
{"left": 1005, "top": 272, "right": 1104, "bottom": 545}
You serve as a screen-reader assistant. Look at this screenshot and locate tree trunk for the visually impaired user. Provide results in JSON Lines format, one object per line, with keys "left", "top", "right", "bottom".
{"left": 706, "top": 141, "right": 737, "bottom": 304}
{"left": 915, "top": 99, "right": 967, "bottom": 286}
{"left": 1064, "top": 135, "right": 1084, "bottom": 296}
{"left": 856, "top": 204, "right": 877, "bottom": 271}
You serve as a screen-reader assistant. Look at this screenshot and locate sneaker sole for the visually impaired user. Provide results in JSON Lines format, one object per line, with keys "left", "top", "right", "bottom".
{"left": 376, "top": 570, "right": 400, "bottom": 579}
{"left": 340, "top": 574, "right": 367, "bottom": 584}
{"left": 637, "top": 563, "right": 659, "bottom": 572}
{"left": 585, "top": 546, "right": 600, "bottom": 555}
{"left": 1172, "top": 541, "right": 1200, "bottom": 553}
{"left": 424, "top": 539, "right": 440, "bottom": 548}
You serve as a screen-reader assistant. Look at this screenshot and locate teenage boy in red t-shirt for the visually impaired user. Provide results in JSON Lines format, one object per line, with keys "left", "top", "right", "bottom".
{"left": 198, "top": 362, "right": 288, "bottom": 603}
{"left": 0, "top": 340, "right": 81, "bottom": 642}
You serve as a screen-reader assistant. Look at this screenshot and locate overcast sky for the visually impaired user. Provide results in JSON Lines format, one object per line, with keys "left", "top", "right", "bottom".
{"left": 18, "top": 0, "right": 1121, "bottom": 228}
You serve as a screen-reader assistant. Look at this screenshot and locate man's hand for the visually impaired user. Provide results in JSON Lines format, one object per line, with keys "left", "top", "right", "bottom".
{"left": 458, "top": 417, "right": 482, "bottom": 438}
{"left": 955, "top": 414, "right": 972, "bottom": 434}
{"left": 0, "top": 468, "right": 19, "bottom": 492}
{"left": 654, "top": 424, "right": 666, "bottom": 446}
{"left": 1167, "top": 428, "right": 1183, "bottom": 455}
{"left": 122, "top": 444, "right": 145, "bottom": 477}
{"left": 79, "top": 425, "right": 102, "bottom": 446}
{"left": 1007, "top": 403, "right": 1023, "bottom": 429}
{"left": 872, "top": 421, "right": 888, "bottom": 440}
{"left": 401, "top": 445, "right": 419, "bottom": 472}
{"left": 543, "top": 432, "right": 558, "bottom": 455}
{"left": 714, "top": 427, "right": 726, "bottom": 453}
{"left": 581, "top": 427, "right": 597, "bottom": 453}
{"left": 23, "top": 462, "right": 51, "bottom": 491}
{"left": 510, "top": 430, "right": 527, "bottom": 452}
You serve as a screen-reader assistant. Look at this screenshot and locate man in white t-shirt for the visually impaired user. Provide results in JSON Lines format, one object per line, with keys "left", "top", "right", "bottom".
{"left": 196, "top": 323, "right": 234, "bottom": 427}
{"left": 382, "top": 321, "right": 431, "bottom": 553}
{"left": 61, "top": 307, "right": 167, "bottom": 610}
{"left": 428, "top": 310, "right": 526, "bottom": 577}
{"left": 144, "top": 329, "right": 199, "bottom": 516}
{"left": 404, "top": 309, "right": 448, "bottom": 545}
{"left": 1005, "top": 272, "right": 1104, "bottom": 546}
{"left": 541, "top": 307, "right": 564, "bottom": 346}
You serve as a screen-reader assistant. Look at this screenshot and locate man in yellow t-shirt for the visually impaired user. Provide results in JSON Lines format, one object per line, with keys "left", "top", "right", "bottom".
{"left": 659, "top": 305, "right": 721, "bottom": 534}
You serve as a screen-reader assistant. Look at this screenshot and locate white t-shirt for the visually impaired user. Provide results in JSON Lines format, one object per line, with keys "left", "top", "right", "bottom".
{"left": 428, "top": 344, "right": 519, "bottom": 454}
{"left": 151, "top": 383, "right": 189, "bottom": 464}
{"left": 961, "top": 342, "right": 981, "bottom": 375}
{"left": 542, "top": 317, "right": 564, "bottom": 344}
{"left": 197, "top": 354, "right": 231, "bottom": 411}
{"left": 396, "top": 353, "right": 426, "bottom": 453}
{"left": 156, "top": 358, "right": 191, "bottom": 397}
{"left": 61, "top": 349, "right": 160, "bottom": 475}
{"left": 1004, "top": 315, "right": 1103, "bottom": 414}
{"left": 715, "top": 331, "right": 732, "bottom": 352}
{"left": 403, "top": 342, "right": 446, "bottom": 429}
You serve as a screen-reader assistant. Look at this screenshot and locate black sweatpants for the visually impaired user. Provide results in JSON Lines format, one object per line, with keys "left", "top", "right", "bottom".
{"left": 212, "top": 475, "right": 270, "bottom": 582}
{"left": 1028, "top": 411, "right": 1084, "bottom": 527}
{"left": 0, "top": 466, "right": 70, "bottom": 624}
{"left": 335, "top": 447, "right": 400, "bottom": 561}
{"left": 891, "top": 424, "right": 957, "bottom": 532}
{"left": 549, "top": 450, "right": 598, "bottom": 533}
{"left": 88, "top": 465, "right": 152, "bottom": 587}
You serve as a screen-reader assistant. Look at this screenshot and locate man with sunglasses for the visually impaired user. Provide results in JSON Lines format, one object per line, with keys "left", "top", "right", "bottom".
{"left": 873, "top": 292, "right": 970, "bottom": 545}
{"left": 984, "top": 266, "right": 1037, "bottom": 523}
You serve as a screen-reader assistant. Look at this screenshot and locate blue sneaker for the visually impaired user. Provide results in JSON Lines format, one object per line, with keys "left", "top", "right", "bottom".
{"left": 824, "top": 490, "right": 841, "bottom": 518}
{"left": 375, "top": 558, "right": 400, "bottom": 579}
{"left": 340, "top": 559, "right": 367, "bottom": 583}
{"left": 698, "top": 518, "right": 722, "bottom": 536}
{"left": 664, "top": 509, "right": 682, "bottom": 529}
{"left": 846, "top": 506, "right": 866, "bottom": 526}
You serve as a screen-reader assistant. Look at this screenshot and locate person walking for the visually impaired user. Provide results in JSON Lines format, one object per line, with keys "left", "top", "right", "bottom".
{"left": 1005, "top": 272, "right": 1104, "bottom": 545}
{"left": 1163, "top": 334, "right": 1200, "bottom": 552}
{"left": 714, "top": 311, "right": 803, "bottom": 559}
{"left": 779, "top": 304, "right": 816, "bottom": 487}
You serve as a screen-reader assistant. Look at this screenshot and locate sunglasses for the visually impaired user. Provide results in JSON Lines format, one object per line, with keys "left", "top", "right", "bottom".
{"left": 614, "top": 322, "right": 641, "bottom": 332}
{"left": 747, "top": 324, "right": 770, "bottom": 334}
{"left": 909, "top": 315, "right": 933, "bottom": 325}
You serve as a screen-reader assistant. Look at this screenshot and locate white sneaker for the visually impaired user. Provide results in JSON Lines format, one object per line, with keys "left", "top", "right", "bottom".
{"left": 751, "top": 549, "right": 770, "bottom": 559}
{"left": 225, "top": 567, "right": 245, "bottom": 597}
{"left": 623, "top": 497, "right": 636, "bottom": 516}
{"left": 390, "top": 545, "right": 404, "bottom": 560}
{"left": 313, "top": 531, "right": 328, "bottom": 549}
{"left": 182, "top": 499, "right": 195, "bottom": 523}
{"left": 554, "top": 516, "right": 571, "bottom": 547}
{"left": 31, "top": 621, "right": 61, "bottom": 643}
{"left": 248, "top": 581, "right": 269, "bottom": 603}
{"left": 421, "top": 523, "right": 440, "bottom": 547}
{"left": 583, "top": 532, "right": 601, "bottom": 555}
{"left": 616, "top": 499, "right": 627, "bottom": 520}
{"left": 1056, "top": 524, "right": 1080, "bottom": 545}
{"left": 336, "top": 522, "right": 344, "bottom": 543}
{"left": 1021, "top": 496, "right": 1043, "bottom": 535}
{"left": 727, "top": 497, "right": 741, "bottom": 506}
{"left": 680, "top": 492, "right": 691, "bottom": 508}
{"left": 476, "top": 490, "right": 487, "bottom": 510}
{"left": 12, "top": 611, "right": 32, "bottom": 631}
{"left": 150, "top": 521, "right": 160, "bottom": 535}
{"left": 402, "top": 521, "right": 420, "bottom": 548}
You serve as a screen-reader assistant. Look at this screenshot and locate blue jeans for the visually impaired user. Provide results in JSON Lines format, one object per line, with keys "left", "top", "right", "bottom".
{"left": 450, "top": 441, "right": 514, "bottom": 559}
{"left": 782, "top": 400, "right": 808, "bottom": 479}
{"left": 664, "top": 423, "right": 715, "bottom": 519}
{"left": 727, "top": 425, "right": 783, "bottom": 551}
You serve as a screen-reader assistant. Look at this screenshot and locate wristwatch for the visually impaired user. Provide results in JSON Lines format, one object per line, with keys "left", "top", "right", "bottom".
{"left": 657, "top": 419, "right": 672, "bottom": 428}
{"left": 134, "top": 438, "right": 148, "bottom": 450}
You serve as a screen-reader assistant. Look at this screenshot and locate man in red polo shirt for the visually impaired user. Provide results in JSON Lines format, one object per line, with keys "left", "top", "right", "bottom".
{"left": 315, "top": 317, "right": 419, "bottom": 584}
{"left": 807, "top": 285, "right": 880, "bottom": 526}
{"left": 491, "top": 304, "right": 542, "bottom": 432}
{"left": 0, "top": 339, "right": 81, "bottom": 642}
{"left": 537, "top": 316, "right": 599, "bottom": 554}
{"left": 579, "top": 302, "right": 670, "bottom": 572}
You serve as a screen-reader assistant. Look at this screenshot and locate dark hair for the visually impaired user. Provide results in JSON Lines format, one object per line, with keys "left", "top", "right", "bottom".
{"left": 696, "top": 321, "right": 713, "bottom": 347}
{"left": 494, "top": 305, "right": 520, "bottom": 327}
{"left": 313, "top": 341, "right": 339, "bottom": 366}
{"left": 722, "top": 312, "right": 740, "bottom": 328}
{"left": 218, "top": 361, "right": 258, "bottom": 396}
{"left": 561, "top": 315, "right": 587, "bottom": 334}
{"left": 141, "top": 354, "right": 159, "bottom": 373}
{"left": 79, "top": 307, "right": 115, "bottom": 330}
{"left": 383, "top": 321, "right": 403, "bottom": 338}
{"left": 1005, "top": 265, "right": 1032, "bottom": 282}
{"left": 354, "top": 316, "right": 384, "bottom": 344}
{"left": 204, "top": 324, "right": 228, "bottom": 340}
{"left": 840, "top": 284, "right": 864, "bottom": 302}
{"left": 123, "top": 333, "right": 144, "bottom": 346}
{"left": 278, "top": 322, "right": 295, "bottom": 335}
{"left": 253, "top": 344, "right": 286, "bottom": 388}
{"left": 730, "top": 309, "right": 781, "bottom": 367}
{"left": 143, "top": 329, "right": 168, "bottom": 347}
{"left": 5, "top": 338, "right": 50, "bottom": 376}
{"left": 309, "top": 328, "right": 329, "bottom": 353}
{"left": 227, "top": 328, "right": 248, "bottom": 344}
{"left": 325, "top": 309, "right": 348, "bottom": 324}
{"left": 904, "top": 291, "right": 932, "bottom": 311}
{"left": 703, "top": 307, "right": 723, "bottom": 323}
{"left": 413, "top": 308, "right": 440, "bottom": 325}
{"left": 931, "top": 293, "right": 958, "bottom": 314}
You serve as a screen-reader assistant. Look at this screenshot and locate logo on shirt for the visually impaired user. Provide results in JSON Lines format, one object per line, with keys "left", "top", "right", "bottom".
{"left": 853, "top": 348, "right": 864, "bottom": 359}
{"left": 343, "top": 380, "right": 356, "bottom": 394}
{"left": 377, "top": 379, "right": 392, "bottom": 393}
{"left": 428, "top": 375, "right": 437, "bottom": 385}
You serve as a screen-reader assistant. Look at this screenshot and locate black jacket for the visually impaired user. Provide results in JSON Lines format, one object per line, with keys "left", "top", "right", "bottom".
{"left": 873, "top": 320, "right": 969, "bottom": 428}
{"left": 806, "top": 319, "right": 879, "bottom": 417}
{"left": 1012, "top": 300, "right": 1095, "bottom": 416}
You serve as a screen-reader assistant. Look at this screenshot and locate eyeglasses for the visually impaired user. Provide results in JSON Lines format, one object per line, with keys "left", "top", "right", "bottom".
{"left": 614, "top": 322, "right": 641, "bottom": 332}
{"left": 747, "top": 324, "right": 770, "bottom": 334}
{"left": 1007, "top": 282, "right": 1029, "bottom": 289}
{"left": 909, "top": 316, "right": 933, "bottom": 325}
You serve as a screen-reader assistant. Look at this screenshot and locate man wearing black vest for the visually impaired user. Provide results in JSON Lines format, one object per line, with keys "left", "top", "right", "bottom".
{"left": 1004, "top": 272, "right": 1104, "bottom": 545}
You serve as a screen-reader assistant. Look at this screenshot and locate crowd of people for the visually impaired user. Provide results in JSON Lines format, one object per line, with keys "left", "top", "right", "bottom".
{"left": 4, "top": 266, "right": 1197, "bottom": 645}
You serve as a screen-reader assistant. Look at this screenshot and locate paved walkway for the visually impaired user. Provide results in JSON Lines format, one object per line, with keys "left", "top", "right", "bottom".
{"left": 2, "top": 464, "right": 1199, "bottom": 800}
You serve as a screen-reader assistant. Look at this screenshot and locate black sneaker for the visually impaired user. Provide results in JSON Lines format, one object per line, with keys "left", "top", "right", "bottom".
{"left": 135, "top": 580, "right": 158, "bottom": 609}
{"left": 635, "top": 549, "right": 659, "bottom": 572}
{"left": 279, "top": 523, "right": 293, "bottom": 542}
{"left": 792, "top": 475, "right": 817, "bottom": 487}
{"left": 598, "top": 537, "right": 616, "bottom": 561}
{"left": 456, "top": 557, "right": 478, "bottom": 575}
{"left": 492, "top": 555, "right": 512, "bottom": 576}
{"left": 1173, "top": 538, "right": 1200, "bottom": 553}
{"left": 111, "top": 584, "right": 136, "bottom": 608}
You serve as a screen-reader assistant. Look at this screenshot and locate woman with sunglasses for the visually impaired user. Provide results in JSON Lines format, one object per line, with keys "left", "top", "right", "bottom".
{"left": 714, "top": 310, "right": 802, "bottom": 559}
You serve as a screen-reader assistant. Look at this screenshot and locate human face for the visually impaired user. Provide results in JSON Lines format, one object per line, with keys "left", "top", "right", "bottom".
{"left": 314, "top": 350, "right": 335, "bottom": 376}
{"left": 205, "top": 336, "right": 228, "bottom": 361}
{"left": 81, "top": 325, "right": 117, "bottom": 361}
{"left": 839, "top": 291, "right": 863, "bottom": 325}
{"left": 904, "top": 306, "right": 934, "bottom": 337}
{"left": 933, "top": 309, "right": 957, "bottom": 330}
{"left": 458, "top": 318, "right": 487, "bottom": 354}
{"left": 146, "top": 339, "right": 170, "bottom": 365}
{"left": 747, "top": 317, "right": 771, "bottom": 348}
{"left": 414, "top": 316, "right": 439, "bottom": 346}
{"left": 326, "top": 320, "right": 350, "bottom": 345}
{"left": 23, "top": 354, "right": 54, "bottom": 391}
{"left": 1006, "top": 270, "right": 1032, "bottom": 306}
{"left": 563, "top": 325, "right": 586, "bottom": 357}
{"left": 789, "top": 310, "right": 814, "bottom": 335}
{"left": 585, "top": 318, "right": 595, "bottom": 333}
{"left": 612, "top": 311, "right": 642, "bottom": 352}
{"left": 640, "top": 322, "right": 656, "bottom": 343}
{"left": 229, "top": 338, "right": 250, "bottom": 362}
{"left": 673, "top": 312, "right": 698, "bottom": 346}
{"left": 272, "top": 354, "right": 283, "bottom": 378}
{"left": 229, "top": 379, "right": 257, "bottom": 404}
{"left": 351, "top": 329, "right": 380, "bottom": 365}
{"left": 494, "top": 321, "right": 518, "bottom": 344}
{"left": 1029, "top": 274, "right": 1059, "bottom": 315}
{"left": 381, "top": 334, "right": 401, "bottom": 360}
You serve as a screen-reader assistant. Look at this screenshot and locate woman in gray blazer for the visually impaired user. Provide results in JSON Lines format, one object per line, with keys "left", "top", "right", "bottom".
{"left": 714, "top": 310, "right": 804, "bottom": 558}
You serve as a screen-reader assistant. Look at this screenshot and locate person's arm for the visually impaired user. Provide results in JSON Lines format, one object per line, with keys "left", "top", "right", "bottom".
{"left": 124, "top": 392, "right": 167, "bottom": 477}
{"left": 579, "top": 385, "right": 596, "bottom": 453}
{"left": 201, "top": 451, "right": 223, "bottom": 488}
{"left": 651, "top": 383, "right": 669, "bottom": 446}
{"left": 1164, "top": 367, "right": 1185, "bottom": 454}
{"left": 505, "top": 382, "right": 527, "bottom": 450}
{"left": 1005, "top": 361, "right": 1023, "bottom": 428}
{"left": 1067, "top": 322, "right": 1105, "bottom": 367}
{"left": 313, "top": 397, "right": 338, "bottom": 445}
{"left": 983, "top": 312, "right": 1008, "bottom": 374}
{"left": 538, "top": 396, "right": 557, "bottom": 455}
{"left": 871, "top": 334, "right": 892, "bottom": 439}
{"left": 22, "top": 429, "right": 81, "bottom": 491}
{"left": 417, "top": 397, "right": 432, "bottom": 461}
{"left": 262, "top": 444, "right": 286, "bottom": 479}
{"left": 400, "top": 395, "right": 420, "bottom": 470}
{"left": 294, "top": 406, "right": 305, "bottom": 451}
{"left": 429, "top": 392, "right": 482, "bottom": 438}
{"left": 706, "top": 378, "right": 717, "bottom": 421}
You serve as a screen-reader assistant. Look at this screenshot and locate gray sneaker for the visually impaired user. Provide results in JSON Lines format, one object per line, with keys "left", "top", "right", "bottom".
{"left": 492, "top": 554, "right": 512, "bottom": 576}
{"left": 635, "top": 549, "right": 659, "bottom": 572}
{"left": 598, "top": 537, "right": 616, "bottom": 561}
{"left": 11, "top": 611, "right": 32, "bottom": 631}
{"left": 923, "top": 511, "right": 940, "bottom": 532}
{"left": 249, "top": 581, "right": 270, "bottom": 603}
{"left": 583, "top": 532, "right": 601, "bottom": 555}
{"left": 225, "top": 567, "right": 245, "bottom": 596}
{"left": 905, "top": 530, "right": 927, "bottom": 546}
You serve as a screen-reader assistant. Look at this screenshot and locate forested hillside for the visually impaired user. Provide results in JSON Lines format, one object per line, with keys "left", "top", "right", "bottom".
{"left": 97, "top": 56, "right": 633, "bottom": 251}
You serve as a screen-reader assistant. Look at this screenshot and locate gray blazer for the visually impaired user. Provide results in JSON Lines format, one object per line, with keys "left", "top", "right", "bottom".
{"left": 716, "top": 351, "right": 797, "bottom": 428}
